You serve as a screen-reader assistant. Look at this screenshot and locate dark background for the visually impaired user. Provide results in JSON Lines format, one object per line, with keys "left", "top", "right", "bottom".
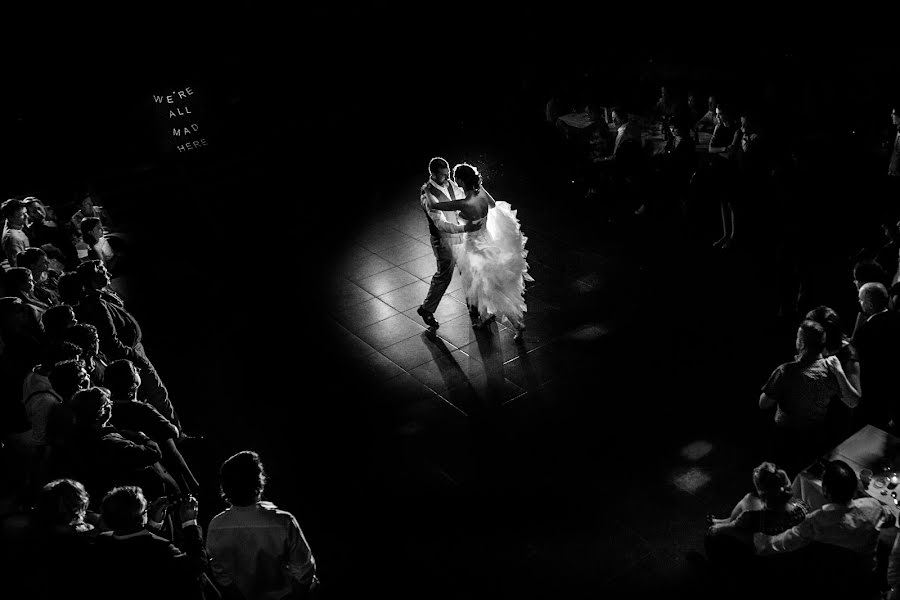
{"left": 4, "top": 16, "right": 900, "bottom": 597}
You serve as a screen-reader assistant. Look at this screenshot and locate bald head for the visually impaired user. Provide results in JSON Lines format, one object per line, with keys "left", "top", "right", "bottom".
{"left": 859, "top": 282, "right": 889, "bottom": 315}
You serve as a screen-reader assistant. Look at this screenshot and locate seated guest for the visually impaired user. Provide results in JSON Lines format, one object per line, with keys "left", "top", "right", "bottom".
{"left": 21, "top": 343, "right": 83, "bottom": 459}
{"left": 105, "top": 359, "right": 199, "bottom": 492}
{"left": 66, "top": 387, "right": 177, "bottom": 506}
{"left": 92, "top": 485, "right": 206, "bottom": 600}
{"left": 5, "top": 267, "right": 51, "bottom": 318}
{"left": 755, "top": 460, "right": 892, "bottom": 596}
{"left": 654, "top": 85, "right": 676, "bottom": 122}
{"left": 81, "top": 216, "right": 126, "bottom": 277}
{"left": 24, "top": 198, "right": 78, "bottom": 269}
{"left": 0, "top": 295, "right": 42, "bottom": 368}
{"left": 62, "top": 323, "right": 108, "bottom": 386}
{"left": 17, "top": 247, "right": 59, "bottom": 307}
{"left": 1, "top": 198, "right": 30, "bottom": 268}
{"left": 40, "top": 304, "right": 78, "bottom": 344}
{"left": 73, "top": 260, "right": 182, "bottom": 431}
{"left": 805, "top": 306, "right": 861, "bottom": 445}
{"left": 706, "top": 462, "right": 808, "bottom": 559}
{"left": 70, "top": 194, "right": 113, "bottom": 233}
{"left": 42, "top": 359, "right": 92, "bottom": 483}
{"left": 24, "top": 478, "right": 98, "bottom": 599}
{"left": 696, "top": 95, "right": 718, "bottom": 131}
{"left": 56, "top": 271, "right": 84, "bottom": 307}
{"left": 207, "top": 451, "right": 319, "bottom": 600}
{"left": 759, "top": 320, "right": 860, "bottom": 476}
{"left": 853, "top": 282, "right": 900, "bottom": 430}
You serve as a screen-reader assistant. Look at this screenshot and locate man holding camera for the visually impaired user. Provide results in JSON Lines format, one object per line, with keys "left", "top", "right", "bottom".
{"left": 93, "top": 485, "right": 207, "bottom": 600}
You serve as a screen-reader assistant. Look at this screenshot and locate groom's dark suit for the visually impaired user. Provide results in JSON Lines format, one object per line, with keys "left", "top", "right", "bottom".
{"left": 420, "top": 179, "right": 468, "bottom": 315}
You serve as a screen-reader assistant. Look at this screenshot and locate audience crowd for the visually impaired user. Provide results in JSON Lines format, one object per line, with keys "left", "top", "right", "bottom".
{"left": 0, "top": 194, "right": 320, "bottom": 599}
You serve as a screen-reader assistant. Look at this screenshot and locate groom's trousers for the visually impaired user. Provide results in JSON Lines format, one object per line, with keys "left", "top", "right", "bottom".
{"left": 422, "top": 235, "right": 459, "bottom": 315}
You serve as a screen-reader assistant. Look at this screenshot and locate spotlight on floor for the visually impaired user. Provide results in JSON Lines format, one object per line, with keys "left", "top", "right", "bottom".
{"left": 680, "top": 440, "right": 714, "bottom": 461}
{"left": 671, "top": 468, "right": 712, "bottom": 494}
{"left": 563, "top": 324, "right": 609, "bottom": 342}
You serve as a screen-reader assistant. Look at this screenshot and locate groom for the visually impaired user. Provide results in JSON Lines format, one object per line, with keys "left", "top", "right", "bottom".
{"left": 416, "top": 157, "right": 481, "bottom": 329}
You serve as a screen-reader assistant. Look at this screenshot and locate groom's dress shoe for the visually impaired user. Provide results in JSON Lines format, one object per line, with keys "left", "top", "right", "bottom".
{"left": 417, "top": 306, "right": 439, "bottom": 328}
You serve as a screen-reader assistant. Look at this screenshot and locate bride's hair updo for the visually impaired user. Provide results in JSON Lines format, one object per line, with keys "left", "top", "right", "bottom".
{"left": 452, "top": 163, "right": 482, "bottom": 193}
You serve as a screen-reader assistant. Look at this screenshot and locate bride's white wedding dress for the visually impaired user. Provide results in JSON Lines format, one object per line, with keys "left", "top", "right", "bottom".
{"left": 454, "top": 197, "right": 533, "bottom": 330}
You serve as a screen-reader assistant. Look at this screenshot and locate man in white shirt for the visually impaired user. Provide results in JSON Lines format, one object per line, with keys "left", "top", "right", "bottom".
{"left": 754, "top": 460, "right": 892, "bottom": 563}
{"left": 206, "top": 450, "right": 318, "bottom": 600}
{"left": 416, "top": 157, "right": 481, "bottom": 329}
{"left": 888, "top": 106, "right": 900, "bottom": 177}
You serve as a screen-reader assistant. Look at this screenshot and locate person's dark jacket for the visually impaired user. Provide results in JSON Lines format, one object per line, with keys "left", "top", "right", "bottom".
{"left": 92, "top": 524, "right": 207, "bottom": 600}
{"left": 75, "top": 289, "right": 145, "bottom": 366}
{"left": 67, "top": 424, "right": 166, "bottom": 505}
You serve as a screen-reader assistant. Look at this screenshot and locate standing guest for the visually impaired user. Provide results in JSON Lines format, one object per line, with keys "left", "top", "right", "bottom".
{"left": 805, "top": 306, "right": 861, "bottom": 445}
{"left": 73, "top": 260, "right": 182, "bottom": 431}
{"left": 889, "top": 104, "right": 900, "bottom": 177}
{"left": 104, "top": 359, "right": 200, "bottom": 492}
{"left": 92, "top": 485, "right": 206, "bottom": 600}
{"left": 63, "top": 323, "right": 108, "bottom": 386}
{"left": 853, "top": 282, "right": 900, "bottom": 430}
{"left": 1, "top": 198, "right": 30, "bottom": 268}
{"left": 207, "top": 450, "right": 319, "bottom": 600}
{"left": 759, "top": 320, "right": 860, "bottom": 475}
{"left": 16, "top": 247, "right": 59, "bottom": 307}
{"left": 5, "top": 267, "right": 51, "bottom": 318}
{"left": 709, "top": 105, "right": 741, "bottom": 249}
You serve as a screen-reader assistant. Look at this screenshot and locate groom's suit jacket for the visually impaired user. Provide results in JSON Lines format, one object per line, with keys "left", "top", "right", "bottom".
{"left": 422, "top": 180, "right": 466, "bottom": 244}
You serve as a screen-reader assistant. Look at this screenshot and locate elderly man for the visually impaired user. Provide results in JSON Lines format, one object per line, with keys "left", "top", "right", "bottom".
{"left": 853, "top": 282, "right": 900, "bottom": 430}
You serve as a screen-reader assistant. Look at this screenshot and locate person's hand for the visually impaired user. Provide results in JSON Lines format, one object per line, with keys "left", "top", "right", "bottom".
{"left": 464, "top": 221, "right": 482, "bottom": 232}
{"left": 147, "top": 496, "right": 169, "bottom": 523}
{"left": 823, "top": 355, "right": 844, "bottom": 374}
{"left": 178, "top": 495, "right": 199, "bottom": 523}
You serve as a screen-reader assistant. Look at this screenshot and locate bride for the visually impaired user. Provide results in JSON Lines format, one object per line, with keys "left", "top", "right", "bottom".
{"left": 424, "top": 163, "right": 533, "bottom": 342}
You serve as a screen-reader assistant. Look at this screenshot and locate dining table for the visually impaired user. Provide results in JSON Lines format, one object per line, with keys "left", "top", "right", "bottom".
{"left": 792, "top": 425, "right": 900, "bottom": 518}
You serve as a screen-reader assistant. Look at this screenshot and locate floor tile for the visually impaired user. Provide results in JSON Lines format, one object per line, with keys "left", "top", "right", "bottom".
{"left": 357, "top": 351, "right": 406, "bottom": 382}
{"left": 331, "top": 297, "right": 399, "bottom": 332}
{"left": 375, "top": 239, "right": 433, "bottom": 265}
{"left": 354, "top": 266, "right": 420, "bottom": 297}
{"left": 330, "top": 326, "right": 378, "bottom": 360}
{"left": 502, "top": 344, "right": 563, "bottom": 391}
{"left": 380, "top": 372, "right": 441, "bottom": 405}
{"left": 379, "top": 280, "right": 432, "bottom": 313}
{"left": 357, "top": 228, "right": 415, "bottom": 253}
{"left": 341, "top": 252, "right": 394, "bottom": 281}
{"left": 355, "top": 313, "right": 427, "bottom": 349}
{"left": 381, "top": 331, "right": 460, "bottom": 371}
{"left": 408, "top": 348, "right": 488, "bottom": 395}
{"left": 398, "top": 254, "right": 437, "bottom": 279}
{"left": 327, "top": 278, "right": 375, "bottom": 310}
